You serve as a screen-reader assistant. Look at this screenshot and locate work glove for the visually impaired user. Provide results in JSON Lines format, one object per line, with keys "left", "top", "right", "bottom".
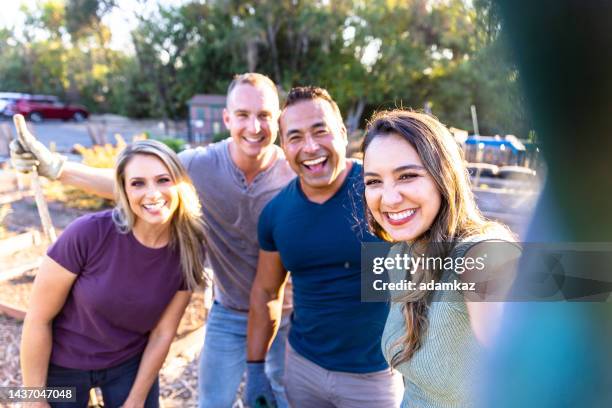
{"left": 245, "top": 362, "right": 277, "bottom": 408}
{"left": 9, "top": 127, "right": 66, "bottom": 179}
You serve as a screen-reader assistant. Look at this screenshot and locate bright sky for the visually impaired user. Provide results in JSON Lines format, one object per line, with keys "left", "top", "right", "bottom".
{"left": 0, "top": 0, "right": 192, "bottom": 52}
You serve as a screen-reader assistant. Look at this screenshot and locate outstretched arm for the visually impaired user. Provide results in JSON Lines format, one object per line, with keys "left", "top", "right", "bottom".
{"left": 9, "top": 123, "right": 115, "bottom": 199}
{"left": 462, "top": 242, "right": 521, "bottom": 346}
{"left": 59, "top": 161, "right": 115, "bottom": 199}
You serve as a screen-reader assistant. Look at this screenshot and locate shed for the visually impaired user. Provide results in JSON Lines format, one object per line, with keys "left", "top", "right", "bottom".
{"left": 186, "top": 94, "right": 227, "bottom": 143}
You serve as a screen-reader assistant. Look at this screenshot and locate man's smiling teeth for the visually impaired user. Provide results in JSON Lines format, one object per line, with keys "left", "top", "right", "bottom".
{"left": 143, "top": 201, "right": 165, "bottom": 210}
{"left": 386, "top": 209, "right": 416, "bottom": 221}
{"left": 302, "top": 156, "right": 327, "bottom": 166}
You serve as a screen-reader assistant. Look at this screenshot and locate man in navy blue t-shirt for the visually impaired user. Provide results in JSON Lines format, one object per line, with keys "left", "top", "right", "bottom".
{"left": 245, "top": 87, "right": 402, "bottom": 407}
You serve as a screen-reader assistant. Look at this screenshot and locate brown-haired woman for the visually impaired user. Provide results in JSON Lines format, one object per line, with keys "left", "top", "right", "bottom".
{"left": 361, "top": 109, "right": 519, "bottom": 407}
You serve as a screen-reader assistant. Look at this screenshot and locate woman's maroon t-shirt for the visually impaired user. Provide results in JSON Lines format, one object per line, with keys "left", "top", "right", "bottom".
{"left": 46, "top": 210, "right": 186, "bottom": 370}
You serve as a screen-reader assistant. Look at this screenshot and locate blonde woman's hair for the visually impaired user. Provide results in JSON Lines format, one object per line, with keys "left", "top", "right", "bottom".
{"left": 361, "top": 109, "right": 513, "bottom": 366}
{"left": 112, "top": 140, "right": 206, "bottom": 291}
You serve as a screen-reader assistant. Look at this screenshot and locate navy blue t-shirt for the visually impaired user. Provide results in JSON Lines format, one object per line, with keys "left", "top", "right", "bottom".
{"left": 258, "top": 161, "right": 389, "bottom": 373}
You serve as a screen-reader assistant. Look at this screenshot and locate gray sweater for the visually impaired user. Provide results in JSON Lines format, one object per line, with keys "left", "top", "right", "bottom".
{"left": 381, "top": 239, "right": 488, "bottom": 408}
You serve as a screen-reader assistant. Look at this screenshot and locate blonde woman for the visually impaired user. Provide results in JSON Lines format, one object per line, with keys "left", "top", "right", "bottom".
{"left": 361, "top": 110, "right": 519, "bottom": 407}
{"left": 21, "top": 140, "right": 206, "bottom": 408}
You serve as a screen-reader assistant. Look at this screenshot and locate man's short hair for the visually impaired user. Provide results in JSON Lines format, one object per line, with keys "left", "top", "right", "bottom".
{"left": 282, "top": 86, "right": 343, "bottom": 121}
{"left": 227, "top": 73, "right": 279, "bottom": 99}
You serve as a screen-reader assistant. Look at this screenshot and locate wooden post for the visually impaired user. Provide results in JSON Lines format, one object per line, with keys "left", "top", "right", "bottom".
{"left": 12, "top": 114, "right": 57, "bottom": 243}
{"left": 471, "top": 105, "right": 480, "bottom": 136}
{"left": 0, "top": 123, "right": 12, "bottom": 156}
{"left": 1, "top": 123, "right": 26, "bottom": 191}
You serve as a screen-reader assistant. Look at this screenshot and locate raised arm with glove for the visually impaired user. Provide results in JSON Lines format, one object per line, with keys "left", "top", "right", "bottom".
{"left": 9, "top": 126, "right": 66, "bottom": 179}
{"left": 9, "top": 125, "right": 115, "bottom": 199}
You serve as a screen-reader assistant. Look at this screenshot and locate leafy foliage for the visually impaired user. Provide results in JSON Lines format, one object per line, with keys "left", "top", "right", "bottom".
{"left": 160, "top": 137, "right": 186, "bottom": 153}
{"left": 0, "top": 0, "right": 528, "bottom": 136}
{"left": 212, "top": 131, "right": 230, "bottom": 143}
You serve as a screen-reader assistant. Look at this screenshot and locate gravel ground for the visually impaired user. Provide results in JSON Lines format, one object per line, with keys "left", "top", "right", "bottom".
{"left": 0, "top": 315, "right": 23, "bottom": 388}
{"left": 159, "top": 355, "right": 199, "bottom": 408}
{"left": 2, "top": 196, "right": 92, "bottom": 234}
{"left": 0, "top": 267, "right": 37, "bottom": 312}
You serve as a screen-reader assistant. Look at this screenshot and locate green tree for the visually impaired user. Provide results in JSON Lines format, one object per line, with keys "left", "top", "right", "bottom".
{"left": 0, "top": 0, "right": 528, "bottom": 137}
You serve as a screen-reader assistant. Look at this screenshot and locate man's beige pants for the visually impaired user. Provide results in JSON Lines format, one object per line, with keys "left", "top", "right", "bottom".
{"left": 284, "top": 344, "right": 404, "bottom": 407}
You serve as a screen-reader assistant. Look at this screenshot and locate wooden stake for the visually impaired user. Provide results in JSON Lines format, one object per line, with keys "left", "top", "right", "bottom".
{"left": 12, "top": 114, "right": 57, "bottom": 243}
{"left": 471, "top": 105, "right": 480, "bottom": 136}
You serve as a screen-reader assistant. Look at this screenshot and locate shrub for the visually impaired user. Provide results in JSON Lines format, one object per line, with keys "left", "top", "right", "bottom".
{"left": 212, "top": 131, "right": 230, "bottom": 143}
{"left": 160, "top": 137, "right": 186, "bottom": 153}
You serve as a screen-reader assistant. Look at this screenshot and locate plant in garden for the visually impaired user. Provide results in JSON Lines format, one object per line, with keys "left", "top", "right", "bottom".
{"left": 212, "top": 131, "right": 230, "bottom": 144}
{"left": 160, "top": 137, "right": 186, "bottom": 153}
